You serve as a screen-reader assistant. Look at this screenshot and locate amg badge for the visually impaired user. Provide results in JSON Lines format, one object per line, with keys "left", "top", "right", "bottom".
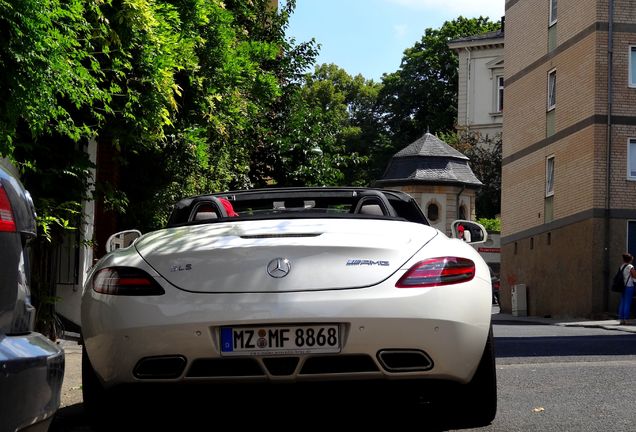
{"left": 346, "top": 259, "right": 390, "bottom": 266}
{"left": 170, "top": 264, "right": 192, "bottom": 272}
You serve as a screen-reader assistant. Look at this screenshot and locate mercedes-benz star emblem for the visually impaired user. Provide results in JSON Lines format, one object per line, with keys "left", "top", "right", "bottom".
{"left": 267, "top": 258, "right": 291, "bottom": 278}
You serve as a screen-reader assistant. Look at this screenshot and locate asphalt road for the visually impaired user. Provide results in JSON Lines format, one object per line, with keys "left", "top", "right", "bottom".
{"left": 50, "top": 311, "right": 636, "bottom": 431}
{"left": 462, "top": 317, "right": 636, "bottom": 431}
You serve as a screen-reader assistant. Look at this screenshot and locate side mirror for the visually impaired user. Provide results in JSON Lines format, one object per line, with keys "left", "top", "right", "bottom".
{"left": 451, "top": 220, "right": 488, "bottom": 244}
{"left": 106, "top": 229, "right": 142, "bottom": 253}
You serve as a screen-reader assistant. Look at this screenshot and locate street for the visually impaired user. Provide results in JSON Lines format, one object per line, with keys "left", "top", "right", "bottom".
{"left": 464, "top": 314, "right": 636, "bottom": 431}
{"left": 50, "top": 310, "right": 636, "bottom": 431}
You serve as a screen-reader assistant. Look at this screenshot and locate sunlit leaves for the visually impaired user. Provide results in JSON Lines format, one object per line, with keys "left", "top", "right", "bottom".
{"left": 0, "top": 0, "right": 111, "bottom": 153}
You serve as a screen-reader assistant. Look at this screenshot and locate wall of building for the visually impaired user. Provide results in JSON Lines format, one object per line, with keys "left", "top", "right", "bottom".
{"left": 502, "top": 125, "right": 598, "bottom": 236}
{"left": 391, "top": 184, "right": 477, "bottom": 235}
{"left": 502, "top": 0, "right": 617, "bottom": 318}
{"left": 500, "top": 218, "right": 610, "bottom": 318}
{"left": 455, "top": 44, "right": 504, "bottom": 139}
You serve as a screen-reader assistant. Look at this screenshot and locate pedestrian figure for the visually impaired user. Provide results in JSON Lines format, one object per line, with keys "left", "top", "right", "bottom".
{"left": 458, "top": 224, "right": 471, "bottom": 242}
{"left": 618, "top": 253, "right": 636, "bottom": 325}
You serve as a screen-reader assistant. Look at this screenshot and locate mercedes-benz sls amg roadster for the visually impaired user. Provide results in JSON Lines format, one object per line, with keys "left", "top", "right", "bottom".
{"left": 81, "top": 187, "right": 496, "bottom": 426}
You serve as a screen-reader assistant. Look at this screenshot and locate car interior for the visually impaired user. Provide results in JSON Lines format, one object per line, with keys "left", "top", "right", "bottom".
{"left": 168, "top": 188, "right": 430, "bottom": 228}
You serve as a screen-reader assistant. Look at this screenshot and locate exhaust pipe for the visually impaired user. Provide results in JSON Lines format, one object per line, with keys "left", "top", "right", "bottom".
{"left": 377, "top": 350, "right": 433, "bottom": 372}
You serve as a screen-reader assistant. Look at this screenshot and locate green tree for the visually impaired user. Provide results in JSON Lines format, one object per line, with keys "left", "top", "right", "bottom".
{"left": 260, "top": 63, "right": 381, "bottom": 187}
{"left": 0, "top": 0, "right": 116, "bottom": 336}
{"left": 441, "top": 131, "right": 502, "bottom": 219}
{"left": 0, "top": 0, "right": 111, "bottom": 151}
{"left": 374, "top": 16, "right": 500, "bottom": 174}
{"left": 100, "top": 0, "right": 316, "bottom": 231}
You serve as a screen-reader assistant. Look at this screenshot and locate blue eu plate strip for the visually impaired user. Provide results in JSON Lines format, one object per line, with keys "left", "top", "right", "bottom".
{"left": 220, "top": 327, "right": 233, "bottom": 352}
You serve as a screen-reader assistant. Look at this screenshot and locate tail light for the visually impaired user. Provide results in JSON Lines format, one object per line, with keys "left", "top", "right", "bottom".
{"left": 396, "top": 257, "right": 475, "bottom": 288}
{"left": 0, "top": 184, "right": 16, "bottom": 232}
{"left": 93, "top": 267, "right": 165, "bottom": 296}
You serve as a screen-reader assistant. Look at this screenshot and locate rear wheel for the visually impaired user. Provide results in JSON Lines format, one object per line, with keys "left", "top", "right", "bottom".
{"left": 81, "top": 347, "right": 108, "bottom": 418}
{"left": 410, "top": 326, "right": 497, "bottom": 427}
{"left": 442, "top": 326, "right": 497, "bottom": 427}
{"left": 463, "top": 326, "right": 497, "bottom": 425}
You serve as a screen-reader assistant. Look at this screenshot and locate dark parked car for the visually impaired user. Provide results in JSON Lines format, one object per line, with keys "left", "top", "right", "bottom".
{"left": 489, "top": 264, "right": 500, "bottom": 305}
{"left": 0, "top": 158, "right": 64, "bottom": 431}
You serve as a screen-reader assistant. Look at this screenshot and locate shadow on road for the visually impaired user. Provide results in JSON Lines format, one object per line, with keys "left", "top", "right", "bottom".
{"left": 494, "top": 334, "right": 636, "bottom": 357}
{"left": 50, "top": 381, "right": 488, "bottom": 431}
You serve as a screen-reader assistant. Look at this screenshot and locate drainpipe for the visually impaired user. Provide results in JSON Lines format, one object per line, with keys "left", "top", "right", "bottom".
{"left": 457, "top": 184, "right": 466, "bottom": 220}
{"left": 465, "top": 47, "right": 472, "bottom": 130}
{"left": 604, "top": 0, "right": 614, "bottom": 312}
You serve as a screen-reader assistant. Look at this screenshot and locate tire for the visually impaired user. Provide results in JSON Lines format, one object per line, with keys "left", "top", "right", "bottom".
{"left": 82, "top": 348, "right": 163, "bottom": 428}
{"left": 404, "top": 326, "right": 497, "bottom": 427}
{"left": 81, "top": 347, "right": 107, "bottom": 418}
{"left": 453, "top": 325, "right": 498, "bottom": 427}
{"left": 82, "top": 347, "right": 131, "bottom": 427}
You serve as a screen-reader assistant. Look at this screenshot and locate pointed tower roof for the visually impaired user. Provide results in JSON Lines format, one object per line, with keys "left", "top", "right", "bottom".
{"left": 375, "top": 133, "right": 483, "bottom": 188}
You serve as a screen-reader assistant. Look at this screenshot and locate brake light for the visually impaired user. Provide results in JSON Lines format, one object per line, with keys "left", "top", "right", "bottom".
{"left": 396, "top": 257, "right": 475, "bottom": 288}
{"left": 0, "top": 185, "right": 16, "bottom": 232}
{"left": 93, "top": 267, "right": 165, "bottom": 296}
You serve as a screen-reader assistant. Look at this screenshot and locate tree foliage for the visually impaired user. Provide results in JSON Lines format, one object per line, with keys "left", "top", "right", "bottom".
{"left": 255, "top": 63, "right": 383, "bottom": 187}
{"left": 440, "top": 131, "right": 502, "bottom": 218}
{"left": 0, "top": 0, "right": 111, "bottom": 150}
{"left": 375, "top": 16, "right": 500, "bottom": 164}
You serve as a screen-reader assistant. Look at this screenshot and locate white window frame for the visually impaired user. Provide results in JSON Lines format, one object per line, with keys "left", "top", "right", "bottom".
{"left": 549, "top": 0, "right": 557, "bottom": 26}
{"left": 496, "top": 75, "right": 504, "bottom": 113}
{"left": 547, "top": 69, "right": 556, "bottom": 111}
{"left": 628, "top": 138, "right": 636, "bottom": 180}
{"left": 630, "top": 46, "right": 636, "bottom": 88}
{"left": 546, "top": 155, "right": 555, "bottom": 197}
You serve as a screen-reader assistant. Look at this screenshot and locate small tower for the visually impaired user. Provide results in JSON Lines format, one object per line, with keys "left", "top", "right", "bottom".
{"left": 375, "top": 133, "right": 482, "bottom": 234}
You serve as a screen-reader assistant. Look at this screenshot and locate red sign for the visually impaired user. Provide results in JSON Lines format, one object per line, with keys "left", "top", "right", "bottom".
{"left": 478, "top": 247, "right": 501, "bottom": 253}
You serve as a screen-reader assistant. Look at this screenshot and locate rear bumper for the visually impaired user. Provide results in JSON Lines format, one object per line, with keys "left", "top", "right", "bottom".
{"left": 83, "top": 280, "right": 492, "bottom": 388}
{"left": 0, "top": 332, "right": 64, "bottom": 432}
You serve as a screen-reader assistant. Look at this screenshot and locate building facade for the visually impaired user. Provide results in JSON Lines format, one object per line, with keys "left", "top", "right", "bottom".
{"left": 448, "top": 28, "right": 505, "bottom": 139}
{"left": 376, "top": 133, "right": 482, "bottom": 236}
{"left": 502, "top": 0, "right": 636, "bottom": 318}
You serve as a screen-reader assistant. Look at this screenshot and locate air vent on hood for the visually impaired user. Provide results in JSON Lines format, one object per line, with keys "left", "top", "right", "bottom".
{"left": 240, "top": 233, "right": 323, "bottom": 239}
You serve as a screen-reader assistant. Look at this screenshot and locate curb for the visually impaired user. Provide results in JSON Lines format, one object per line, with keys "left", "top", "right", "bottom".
{"left": 493, "top": 308, "right": 636, "bottom": 334}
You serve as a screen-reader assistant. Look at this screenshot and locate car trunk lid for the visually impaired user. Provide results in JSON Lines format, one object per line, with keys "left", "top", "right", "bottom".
{"left": 135, "top": 219, "right": 437, "bottom": 293}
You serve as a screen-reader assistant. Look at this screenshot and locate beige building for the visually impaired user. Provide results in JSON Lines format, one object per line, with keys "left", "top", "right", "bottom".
{"left": 502, "top": 0, "right": 636, "bottom": 318}
{"left": 449, "top": 27, "right": 505, "bottom": 139}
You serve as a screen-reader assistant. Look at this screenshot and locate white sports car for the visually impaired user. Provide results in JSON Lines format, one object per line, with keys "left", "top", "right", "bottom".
{"left": 81, "top": 187, "right": 496, "bottom": 425}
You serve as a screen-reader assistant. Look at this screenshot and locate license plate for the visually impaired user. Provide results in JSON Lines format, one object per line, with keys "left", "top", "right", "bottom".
{"left": 220, "top": 324, "right": 341, "bottom": 356}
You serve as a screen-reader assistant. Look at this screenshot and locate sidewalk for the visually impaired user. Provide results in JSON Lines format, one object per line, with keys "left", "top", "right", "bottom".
{"left": 492, "top": 306, "right": 636, "bottom": 333}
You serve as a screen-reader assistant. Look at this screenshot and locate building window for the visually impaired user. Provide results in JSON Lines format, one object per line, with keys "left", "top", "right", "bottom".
{"left": 496, "top": 75, "right": 504, "bottom": 112}
{"left": 630, "top": 46, "right": 636, "bottom": 88}
{"left": 459, "top": 204, "right": 467, "bottom": 220}
{"left": 628, "top": 221, "right": 636, "bottom": 256}
{"left": 547, "top": 69, "right": 556, "bottom": 111}
{"left": 427, "top": 202, "right": 439, "bottom": 222}
{"left": 546, "top": 155, "right": 555, "bottom": 196}
{"left": 549, "top": 0, "right": 557, "bottom": 26}
{"left": 628, "top": 139, "right": 636, "bottom": 179}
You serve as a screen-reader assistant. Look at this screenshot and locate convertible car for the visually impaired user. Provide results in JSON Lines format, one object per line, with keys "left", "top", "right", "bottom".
{"left": 81, "top": 187, "right": 496, "bottom": 425}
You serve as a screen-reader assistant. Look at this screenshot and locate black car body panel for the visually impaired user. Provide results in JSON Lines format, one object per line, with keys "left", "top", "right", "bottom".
{"left": 0, "top": 158, "right": 64, "bottom": 431}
